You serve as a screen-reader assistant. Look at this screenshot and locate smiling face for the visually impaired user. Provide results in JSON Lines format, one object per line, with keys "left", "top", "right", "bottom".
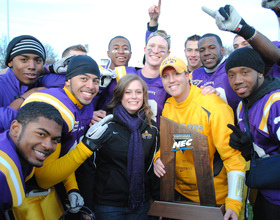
{"left": 10, "top": 117, "right": 62, "bottom": 167}
{"left": 8, "top": 54, "right": 44, "bottom": 85}
{"left": 108, "top": 37, "right": 131, "bottom": 69}
{"left": 227, "top": 66, "right": 264, "bottom": 100}
{"left": 144, "top": 36, "right": 170, "bottom": 68}
{"left": 198, "top": 36, "right": 224, "bottom": 69}
{"left": 161, "top": 66, "right": 190, "bottom": 103}
{"left": 65, "top": 73, "right": 99, "bottom": 106}
{"left": 184, "top": 40, "right": 201, "bottom": 72}
{"left": 121, "top": 79, "right": 144, "bottom": 114}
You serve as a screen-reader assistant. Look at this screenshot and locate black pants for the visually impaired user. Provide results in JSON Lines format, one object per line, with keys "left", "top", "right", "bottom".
{"left": 253, "top": 191, "right": 280, "bottom": 220}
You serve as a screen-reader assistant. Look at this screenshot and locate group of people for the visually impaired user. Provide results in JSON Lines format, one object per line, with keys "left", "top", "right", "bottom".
{"left": 1, "top": 1, "right": 280, "bottom": 220}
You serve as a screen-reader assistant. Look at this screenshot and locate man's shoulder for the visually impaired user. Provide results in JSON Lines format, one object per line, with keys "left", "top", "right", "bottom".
{"left": 195, "top": 88, "right": 232, "bottom": 112}
{"left": 26, "top": 88, "right": 67, "bottom": 107}
{"left": 0, "top": 133, "right": 20, "bottom": 169}
{"left": 0, "top": 69, "right": 10, "bottom": 81}
{"left": 33, "top": 87, "right": 61, "bottom": 95}
{"left": 263, "top": 89, "right": 280, "bottom": 106}
{"left": 0, "top": 68, "right": 8, "bottom": 75}
{"left": 192, "top": 67, "right": 205, "bottom": 75}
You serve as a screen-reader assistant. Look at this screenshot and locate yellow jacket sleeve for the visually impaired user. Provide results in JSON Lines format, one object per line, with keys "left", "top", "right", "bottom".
{"left": 35, "top": 142, "right": 92, "bottom": 189}
{"left": 63, "top": 172, "right": 79, "bottom": 193}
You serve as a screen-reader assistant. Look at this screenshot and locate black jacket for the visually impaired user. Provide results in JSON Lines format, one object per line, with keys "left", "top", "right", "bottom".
{"left": 76, "top": 114, "right": 160, "bottom": 211}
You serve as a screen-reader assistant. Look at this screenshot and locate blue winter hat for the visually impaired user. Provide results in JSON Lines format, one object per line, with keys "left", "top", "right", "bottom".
{"left": 66, "top": 55, "right": 100, "bottom": 80}
{"left": 225, "top": 47, "right": 265, "bottom": 74}
{"left": 5, "top": 35, "right": 46, "bottom": 66}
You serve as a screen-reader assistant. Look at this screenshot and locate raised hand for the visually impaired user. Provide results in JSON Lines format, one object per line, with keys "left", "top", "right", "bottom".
{"left": 149, "top": 0, "right": 161, "bottom": 26}
{"left": 262, "top": 0, "right": 280, "bottom": 16}
{"left": 202, "top": 5, "right": 255, "bottom": 40}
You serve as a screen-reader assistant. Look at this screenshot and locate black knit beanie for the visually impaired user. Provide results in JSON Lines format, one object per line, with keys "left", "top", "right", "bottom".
{"left": 225, "top": 47, "right": 265, "bottom": 74}
{"left": 5, "top": 35, "right": 46, "bottom": 66}
{"left": 66, "top": 55, "right": 100, "bottom": 80}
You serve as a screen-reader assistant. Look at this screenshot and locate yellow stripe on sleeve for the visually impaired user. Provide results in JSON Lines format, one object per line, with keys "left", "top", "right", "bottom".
{"left": 115, "top": 66, "right": 127, "bottom": 82}
{"left": 23, "top": 92, "right": 75, "bottom": 132}
{"left": 259, "top": 93, "right": 280, "bottom": 133}
{"left": 0, "top": 150, "right": 25, "bottom": 208}
{"left": 99, "top": 65, "right": 105, "bottom": 71}
{"left": 236, "top": 102, "right": 243, "bottom": 122}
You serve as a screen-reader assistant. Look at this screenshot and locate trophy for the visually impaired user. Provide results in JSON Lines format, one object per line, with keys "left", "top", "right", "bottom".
{"left": 148, "top": 117, "right": 224, "bottom": 220}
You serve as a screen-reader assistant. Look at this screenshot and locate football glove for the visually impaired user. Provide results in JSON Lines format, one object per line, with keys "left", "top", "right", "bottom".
{"left": 49, "top": 54, "right": 76, "bottom": 74}
{"left": 202, "top": 5, "right": 256, "bottom": 40}
{"left": 227, "top": 124, "right": 252, "bottom": 161}
{"left": 82, "top": 114, "right": 113, "bottom": 151}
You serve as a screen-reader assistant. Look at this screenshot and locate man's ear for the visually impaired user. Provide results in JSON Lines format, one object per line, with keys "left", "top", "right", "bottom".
{"left": 221, "top": 46, "right": 225, "bottom": 56}
{"left": 167, "top": 50, "right": 171, "bottom": 57}
{"left": 9, "top": 120, "right": 22, "bottom": 138}
{"left": 8, "top": 60, "right": 13, "bottom": 68}
{"left": 64, "top": 79, "right": 71, "bottom": 88}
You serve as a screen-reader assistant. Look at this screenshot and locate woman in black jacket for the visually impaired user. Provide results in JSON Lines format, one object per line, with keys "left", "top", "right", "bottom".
{"left": 77, "top": 74, "right": 160, "bottom": 220}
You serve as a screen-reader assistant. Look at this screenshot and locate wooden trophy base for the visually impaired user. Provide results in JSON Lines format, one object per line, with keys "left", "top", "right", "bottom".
{"left": 149, "top": 201, "right": 224, "bottom": 220}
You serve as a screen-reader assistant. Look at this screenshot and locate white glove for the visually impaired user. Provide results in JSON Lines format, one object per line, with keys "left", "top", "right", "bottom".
{"left": 67, "top": 191, "right": 84, "bottom": 213}
{"left": 262, "top": 0, "right": 280, "bottom": 16}
{"left": 262, "top": 0, "right": 280, "bottom": 9}
{"left": 202, "top": 5, "right": 255, "bottom": 40}
{"left": 99, "top": 68, "right": 117, "bottom": 88}
{"left": 49, "top": 54, "right": 76, "bottom": 74}
{"left": 82, "top": 114, "right": 113, "bottom": 151}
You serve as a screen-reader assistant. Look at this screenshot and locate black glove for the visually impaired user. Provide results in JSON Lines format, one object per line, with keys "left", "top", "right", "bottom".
{"left": 82, "top": 114, "right": 113, "bottom": 152}
{"left": 202, "top": 5, "right": 256, "bottom": 40}
{"left": 227, "top": 124, "right": 252, "bottom": 161}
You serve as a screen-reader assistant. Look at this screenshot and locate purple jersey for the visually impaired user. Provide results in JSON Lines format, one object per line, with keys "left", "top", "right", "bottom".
{"left": 237, "top": 89, "right": 280, "bottom": 205}
{"left": 25, "top": 87, "right": 94, "bottom": 156}
{"left": 267, "top": 41, "right": 280, "bottom": 78}
{"left": 0, "top": 68, "right": 67, "bottom": 132}
{"left": 0, "top": 69, "right": 25, "bottom": 132}
{"left": 191, "top": 60, "right": 241, "bottom": 113}
{"left": 37, "top": 74, "right": 65, "bottom": 88}
{"left": 0, "top": 130, "right": 34, "bottom": 212}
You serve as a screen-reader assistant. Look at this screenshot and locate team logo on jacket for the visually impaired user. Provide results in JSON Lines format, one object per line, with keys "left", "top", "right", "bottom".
{"left": 142, "top": 130, "right": 152, "bottom": 139}
{"left": 172, "top": 133, "right": 193, "bottom": 153}
{"left": 72, "top": 121, "right": 79, "bottom": 132}
{"left": 191, "top": 79, "right": 202, "bottom": 86}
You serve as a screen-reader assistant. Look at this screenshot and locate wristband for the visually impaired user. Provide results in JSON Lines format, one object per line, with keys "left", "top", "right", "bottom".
{"left": 14, "top": 96, "right": 25, "bottom": 101}
{"left": 247, "top": 30, "right": 257, "bottom": 42}
{"left": 227, "top": 171, "right": 245, "bottom": 201}
{"left": 147, "top": 22, "right": 159, "bottom": 32}
{"left": 238, "top": 22, "right": 256, "bottom": 40}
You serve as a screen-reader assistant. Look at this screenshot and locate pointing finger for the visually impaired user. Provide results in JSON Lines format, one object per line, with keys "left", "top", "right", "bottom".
{"left": 202, "top": 6, "right": 215, "bottom": 18}
{"left": 158, "top": 0, "right": 161, "bottom": 9}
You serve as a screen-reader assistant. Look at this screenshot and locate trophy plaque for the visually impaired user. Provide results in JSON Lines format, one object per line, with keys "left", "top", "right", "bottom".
{"left": 148, "top": 116, "right": 224, "bottom": 220}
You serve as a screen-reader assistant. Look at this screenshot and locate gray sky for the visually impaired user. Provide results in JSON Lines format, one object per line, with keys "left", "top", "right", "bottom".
{"left": 0, "top": 0, "right": 278, "bottom": 66}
